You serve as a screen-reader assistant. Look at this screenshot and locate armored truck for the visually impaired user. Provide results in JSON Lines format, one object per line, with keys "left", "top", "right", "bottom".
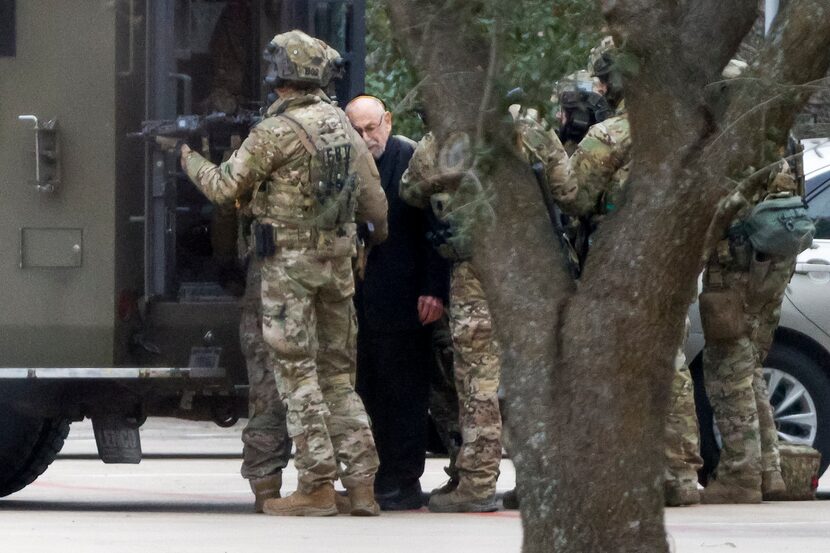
{"left": 0, "top": 0, "right": 365, "bottom": 497}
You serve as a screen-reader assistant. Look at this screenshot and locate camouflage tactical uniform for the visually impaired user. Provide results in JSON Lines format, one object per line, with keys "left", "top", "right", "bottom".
{"left": 183, "top": 90, "right": 388, "bottom": 499}
{"left": 401, "top": 133, "right": 502, "bottom": 508}
{"left": 559, "top": 101, "right": 630, "bottom": 222}
{"left": 664, "top": 318, "right": 704, "bottom": 502}
{"left": 239, "top": 255, "right": 292, "bottom": 484}
{"left": 550, "top": 70, "right": 610, "bottom": 155}
{"left": 563, "top": 102, "right": 703, "bottom": 501}
{"left": 199, "top": 11, "right": 291, "bottom": 507}
{"left": 404, "top": 119, "right": 572, "bottom": 509}
{"left": 701, "top": 166, "right": 798, "bottom": 498}
{"left": 428, "top": 315, "right": 462, "bottom": 475}
{"left": 513, "top": 109, "right": 571, "bottom": 196}
{"left": 446, "top": 260, "right": 503, "bottom": 494}
{"left": 702, "top": 253, "right": 794, "bottom": 489}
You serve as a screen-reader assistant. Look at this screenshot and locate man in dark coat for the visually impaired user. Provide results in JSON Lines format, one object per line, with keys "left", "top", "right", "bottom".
{"left": 346, "top": 96, "right": 451, "bottom": 510}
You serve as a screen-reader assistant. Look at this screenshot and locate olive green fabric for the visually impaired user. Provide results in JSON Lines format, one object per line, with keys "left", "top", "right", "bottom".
{"left": 743, "top": 195, "right": 815, "bottom": 257}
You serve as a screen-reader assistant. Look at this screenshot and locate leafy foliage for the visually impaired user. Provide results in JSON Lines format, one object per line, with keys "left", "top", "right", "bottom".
{"left": 500, "top": 2, "right": 603, "bottom": 118}
{"left": 364, "top": 0, "right": 604, "bottom": 136}
{"left": 365, "top": 0, "right": 426, "bottom": 139}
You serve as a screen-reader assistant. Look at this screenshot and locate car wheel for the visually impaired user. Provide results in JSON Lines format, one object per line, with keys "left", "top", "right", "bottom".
{"left": 0, "top": 403, "right": 70, "bottom": 497}
{"left": 764, "top": 344, "right": 830, "bottom": 476}
{"left": 693, "top": 342, "right": 830, "bottom": 480}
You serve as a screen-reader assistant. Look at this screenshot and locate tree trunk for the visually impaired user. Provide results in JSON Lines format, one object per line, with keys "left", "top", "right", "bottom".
{"left": 384, "top": 0, "right": 830, "bottom": 551}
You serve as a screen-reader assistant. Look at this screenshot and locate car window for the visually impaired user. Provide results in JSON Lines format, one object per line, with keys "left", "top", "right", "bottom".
{"left": 807, "top": 180, "right": 830, "bottom": 239}
{"left": 806, "top": 173, "right": 830, "bottom": 196}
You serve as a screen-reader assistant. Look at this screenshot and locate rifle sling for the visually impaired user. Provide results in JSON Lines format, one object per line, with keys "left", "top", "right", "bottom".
{"left": 278, "top": 113, "right": 317, "bottom": 157}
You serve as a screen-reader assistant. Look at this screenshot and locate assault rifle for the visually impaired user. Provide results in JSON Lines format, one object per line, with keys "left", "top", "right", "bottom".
{"left": 531, "top": 161, "right": 581, "bottom": 279}
{"left": 129, "top": 110, "right": 262, "bottom": 156}
{"left": 506, "top": 87, "right": 581, "bottom": 278}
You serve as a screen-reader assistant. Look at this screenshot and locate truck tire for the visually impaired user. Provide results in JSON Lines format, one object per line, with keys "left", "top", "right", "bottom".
{"left": 0, "top": 404, "right": 70, "bottom": 497}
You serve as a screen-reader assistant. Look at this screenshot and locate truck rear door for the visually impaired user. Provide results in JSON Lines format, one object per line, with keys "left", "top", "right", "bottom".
{"left": 0, "top": 0, "right": 118, "bottom": 368}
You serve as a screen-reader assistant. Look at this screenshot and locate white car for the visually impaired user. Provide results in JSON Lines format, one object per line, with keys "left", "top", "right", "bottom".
{"left": 687, "top": 141, "right": 830, "bottom": 477}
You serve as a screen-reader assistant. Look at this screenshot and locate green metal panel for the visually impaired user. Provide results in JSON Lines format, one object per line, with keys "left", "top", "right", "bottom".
{"left": 0, "top": 1, "right": 117, "bottom": 367}
{"left": 19, "top": 228, "right": 83, "bottom": 268}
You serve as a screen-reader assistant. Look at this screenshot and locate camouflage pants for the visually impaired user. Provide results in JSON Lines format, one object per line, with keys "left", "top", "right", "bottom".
{"left": 429, "top": 315, "right": 462, "bottom": 476}
{"left": 702, "top": 249, "right": 795, "bottom": 486}
{"left": 751, "top": 258, "right": 794, "bottom": 476}
{"left": 448, "top": 261, "right": 502, "bottom": 495}
{"left": 664, "top": 317, "right": 703, "bottom": 488}
{"left": 260, "top": 251, "right": 379, "bottom": 493}
{"left": 240, "top": 259, "right": 292, "bottom": 480}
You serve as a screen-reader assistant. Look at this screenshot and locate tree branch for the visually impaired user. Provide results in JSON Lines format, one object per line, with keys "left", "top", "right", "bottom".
{"left": 677, "top": 0, "right": 759, "bottom": 84}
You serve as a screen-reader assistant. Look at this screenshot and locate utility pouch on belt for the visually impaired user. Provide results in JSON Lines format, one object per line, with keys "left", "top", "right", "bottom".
{"left": 725, "top": 228, "right": 752, "bottom": 270}
{"left": 742, "top": 195, "right": 815, "bottom": 257}
{"left": 699, "top": 289, "right": 747, "bottom": 342}
{"left": 237, "top": 215, "right": 255, "bottom": 260}
{"left": 254, "top": 222, "right": 276, "bottom": 260}
{"left": 748, "top": 252, "right": 772, "bottom": 296}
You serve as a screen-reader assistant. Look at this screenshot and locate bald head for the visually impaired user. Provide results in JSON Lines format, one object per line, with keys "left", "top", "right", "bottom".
{"left": 346, "top": 96, "right": 392, "bottom": 159}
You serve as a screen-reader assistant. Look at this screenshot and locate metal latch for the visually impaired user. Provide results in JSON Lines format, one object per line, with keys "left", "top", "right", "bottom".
{"left": 18, "top": 115, "right": 61, "bottom": 193}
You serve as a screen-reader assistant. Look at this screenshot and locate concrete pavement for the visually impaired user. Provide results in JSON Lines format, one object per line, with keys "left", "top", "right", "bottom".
{"left": 0, "top": 419, "right": 827, "bottom": 553}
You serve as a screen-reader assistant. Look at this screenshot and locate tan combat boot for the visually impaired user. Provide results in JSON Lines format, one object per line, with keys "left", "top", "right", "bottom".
{"left": 334, "top": 491, "right": 351, "bottom": 514}
{"left": 762, "top": 469, "right": 788, "bottom": 501}
{"left": 701, "top": 479, "right": 762, "bottom": 504}
{"left": 430, "top": 466, "right": 459, "bottom": 496}
{"left": 262, "top": 482, "right": 338, "bottom": 516}
{"left": 664, "top": 482, "right": 700, "bottom": 507}
{"left": 249, "top": 473, "right": 282, "bottom": 514}
{"left": 346, "top": 485, "right": 380, "bottom": 516}
{"left": 430, "top": 477, "right": 459, "bottom": 496}
{"left": 428, "top": 484, "right": 498, "bottom": 513}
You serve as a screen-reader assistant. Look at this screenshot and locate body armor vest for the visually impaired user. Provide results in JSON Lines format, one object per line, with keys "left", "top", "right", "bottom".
{"left": 251, "top": 97, "right": 360, "bottom": 256}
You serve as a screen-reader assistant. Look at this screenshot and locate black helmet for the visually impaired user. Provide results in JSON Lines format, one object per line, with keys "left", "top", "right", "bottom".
{"left": 592, "top": 50, "right": 624, "bottom": 110}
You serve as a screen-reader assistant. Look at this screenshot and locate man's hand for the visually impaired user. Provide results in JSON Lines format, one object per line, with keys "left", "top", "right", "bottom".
{"left": 180, "top": 144, "right": 192, "bottom": 172}
{"left": 418, "top": 295, "right": 444, "bottom": 325}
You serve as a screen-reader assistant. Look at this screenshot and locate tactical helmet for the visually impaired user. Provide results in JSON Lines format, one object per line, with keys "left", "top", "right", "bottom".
{"left": 589, "top": 38, "right": 624, "bottom": 110}
{"left": 556, "top": 90, "right": 612, "bottom": 144}
{"left": 263, "top": 30, "right": 345, "bottom": 89}
{"left": 588, "top": 35, "right": 615, "bottom": 74}
{"left": 551, "top": 70, "right": 594, "bottom": 103}
{"left": 592, "top": 51, "right": 616, "bottom": 79}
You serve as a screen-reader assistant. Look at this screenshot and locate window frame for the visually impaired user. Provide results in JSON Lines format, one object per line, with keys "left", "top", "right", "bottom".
{"left": 806, "top": 174, "right": 830, "bottom": 240}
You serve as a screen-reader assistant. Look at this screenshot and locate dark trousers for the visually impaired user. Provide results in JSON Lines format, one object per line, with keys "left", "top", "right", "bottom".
{"left": 356, "top": 326, "right": 433, "bottom": 494}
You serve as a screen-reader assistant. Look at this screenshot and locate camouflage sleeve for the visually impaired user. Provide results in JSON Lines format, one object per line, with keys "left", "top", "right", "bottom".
{"left": 350, "top": 128, "right": 388, "bottom": 244}
{"left": 515, "top": 115, "right": 578, "bottom": 207}
{"left": 400, "top": 133, "right": 441, "bottom": 209}
{"left": 562, "top": 123, "right": 623, "bottom": 216}
{"left": 183, "top": 125, "right": 279, "bottom": 206}
{"left": 768, "top": 159, "right": 798, "bottom": 196}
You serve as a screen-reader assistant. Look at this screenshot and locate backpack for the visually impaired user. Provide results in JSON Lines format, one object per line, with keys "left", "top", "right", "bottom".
{"left": 742, "top": 195, "right": 815, "bottom": 257}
